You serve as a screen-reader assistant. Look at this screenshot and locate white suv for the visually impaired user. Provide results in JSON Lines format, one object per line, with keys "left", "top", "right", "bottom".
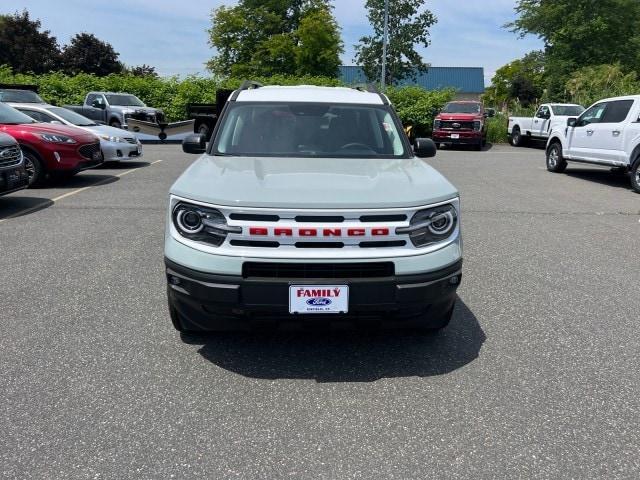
{"left": 165, "top": 82, "right": 462, "bottom": 335}
{"left": 546, "top": 95, "right": 640, "bottom": 192}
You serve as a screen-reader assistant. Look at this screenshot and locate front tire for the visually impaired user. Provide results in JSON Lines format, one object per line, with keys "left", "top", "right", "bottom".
{"left": 510, "top": 127, "right": 525, "bottom": 147}
{"left": 23, "top": 151, "right": 45, "bottom": 186}
{"left": 631, "top": 161, "right": 640, "bottom": 193}
{"left": 546, "top": 142, "right": 567, "bottom": 173}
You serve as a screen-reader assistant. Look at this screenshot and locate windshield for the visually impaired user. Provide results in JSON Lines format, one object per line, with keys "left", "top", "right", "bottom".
{"left": 550, "top": 105, "right": 585, "bottom": 116}
{"left": 47, "top": 107, "right": 97, "bottom": 126}
{"left": 0, "top": 102, "right": 37, "bottom": 124}
{"left": 0, "top": 89, "right": 45, "bottom": 103}
{"left": 213, "top": 102, "right": 408, "bottom": 158}
{"left": 441, "top": 102, "right": 481, "bottom": 114}
{"left": 105, "top": 94, "right": 145, "bottom": 107}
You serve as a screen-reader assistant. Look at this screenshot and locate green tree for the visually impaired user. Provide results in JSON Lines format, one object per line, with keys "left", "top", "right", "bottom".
{"left": 60, "top": 33, "right": 123, "bottom": 76}
{"left": 509, "top": 0, "right": 640, "bottom": 98}
{"left": 296, "top": 7, "right": 342, "bottom": 76}
{"left": 354, "top": 0, "right": 436, "bottom": 85}
{"left": 0, "top": 10, "right": 60, "bottom": 74}
{"left": 566, "top": 63, "right": 640, "bottom": 107}
{"left": 207, "top": 0, "right": 341, "bottom": 77}
{"left": 485, "top": 51, "right": 545, "bottom": 109}
{"left": 127, "top": 64, "right": 158, "bottom": 78}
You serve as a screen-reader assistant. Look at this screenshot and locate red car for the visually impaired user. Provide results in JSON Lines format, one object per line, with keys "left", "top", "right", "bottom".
{"left": 0, "top": 102, "right": 103, "bottom": 185}
{"left": 432, "top": 101, "right": 493, "bottom": 151}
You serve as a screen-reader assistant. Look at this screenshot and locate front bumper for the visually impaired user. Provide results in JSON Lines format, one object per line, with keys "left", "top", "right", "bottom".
{"left": 433, "top": 130, "right": 482, "bottom": 145}
{"left": 0, "top": 164, "right": 29, "bottom": 196}
{"left": 101, "top": 140, "right": 142, "bottom": 162}
{"left": 166, "top": 258, "right": 462, "bottom": 331}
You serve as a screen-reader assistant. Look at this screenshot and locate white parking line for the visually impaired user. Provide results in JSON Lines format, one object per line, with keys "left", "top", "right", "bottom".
{"left": 0, "top": 160, "right": 163, "bottom": 224}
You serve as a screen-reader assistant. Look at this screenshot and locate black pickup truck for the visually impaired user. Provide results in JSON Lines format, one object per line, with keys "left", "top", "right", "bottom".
{"left": 186, "top": 89, "right": 233, "bottom": 141}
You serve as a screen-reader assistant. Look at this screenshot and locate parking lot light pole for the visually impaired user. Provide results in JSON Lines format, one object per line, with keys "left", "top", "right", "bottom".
{"left": 381, "top": 0, "right": 389, "bottom": 90}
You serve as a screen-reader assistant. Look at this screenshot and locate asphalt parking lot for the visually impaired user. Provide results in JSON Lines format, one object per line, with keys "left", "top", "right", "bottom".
{"left": 1, "top": 144, "right": 639, "bottom": 479}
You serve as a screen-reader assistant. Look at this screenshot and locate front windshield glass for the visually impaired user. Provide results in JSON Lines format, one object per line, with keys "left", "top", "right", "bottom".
{"left": 441, "top": 102, "right": 481, "bottom": 114}
{"left": 47, "top": 107, "right": 97, "bottom": 126}
{"left": 214, "top": 102, "right": 408, "bottom": 158}
{"left": 0, "top": 102, "right": 37, "bottom": 124}
{"left": 551, "top": 105, "right": 585, "bottom": 116}
{"left": 0, "top": 89, "right": 45, "bottom": 103}
{"left": 105, "top": 94, "right": 145, "bottom": 107}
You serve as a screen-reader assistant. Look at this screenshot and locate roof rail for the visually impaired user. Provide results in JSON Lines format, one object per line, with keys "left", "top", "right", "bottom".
{"left": 230, "top": 80, "right": 264, "bottom": 101}
{"left": 351, "top": 83, "right": 389, "bottom": 105}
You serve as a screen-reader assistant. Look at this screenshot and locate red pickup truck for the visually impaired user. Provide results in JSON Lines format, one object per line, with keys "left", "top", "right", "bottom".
{"left": 0, "top": 102, "right": 103, "bottom": 186}
{"left": 432, "top": 101, "right": 492, "bottom": 151}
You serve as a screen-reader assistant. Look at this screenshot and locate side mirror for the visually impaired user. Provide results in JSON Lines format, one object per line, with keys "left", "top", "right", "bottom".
{"left": 91, "top": 100, "right": 104, "bottom": 109}
{"left": 414, "top": 138, "right": 437, "bottom": 158}
{"left": 182, "top": 134, "right": 207, "bottom": 154}
{"left": 487, "top": 108, "right": 496, "bottom": 117}
{"left": 567, "top": 117, "right": 577, "bottom": 127}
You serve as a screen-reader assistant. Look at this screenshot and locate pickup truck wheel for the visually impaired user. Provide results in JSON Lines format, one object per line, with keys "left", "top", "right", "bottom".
{"left": 109, "top": 119, "right": 122, "bottom": 129}
{"left": 23, "top": 151, "right": 45, "bottom": 186}
{"left": 510, "top": 127, "right": 524, "bottom": 147}
{"left": 631, "top": 161, "right": 640, "bottom": 193}
{"left": 546, "top": 142, "right": 567, "bottom": 173}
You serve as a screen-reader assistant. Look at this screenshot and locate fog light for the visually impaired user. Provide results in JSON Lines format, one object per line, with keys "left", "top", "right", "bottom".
{"left": 449, "top": 276, "right": 459, "bottom": 285}
{"left": 169, "top": 276, "right": 181, "bottom": 286}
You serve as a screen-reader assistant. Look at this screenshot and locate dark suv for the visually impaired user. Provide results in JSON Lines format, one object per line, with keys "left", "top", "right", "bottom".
{"left": 0, "top": 132, "right": 29, "bottom": 196}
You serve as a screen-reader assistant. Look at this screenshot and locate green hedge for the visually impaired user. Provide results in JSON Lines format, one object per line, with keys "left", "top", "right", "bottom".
{"left": 0, "top": 65, "right": 455, "bottom": 135}
{"left": 486, "top": 113, "right": 509, "bottom": 144}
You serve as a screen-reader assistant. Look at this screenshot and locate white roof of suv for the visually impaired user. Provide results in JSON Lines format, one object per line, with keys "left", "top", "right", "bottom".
{"left": 235, "top": 85, "right": 387, "bottom": 105}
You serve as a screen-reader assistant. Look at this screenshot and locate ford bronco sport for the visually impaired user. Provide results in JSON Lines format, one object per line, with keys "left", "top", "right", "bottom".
{"left": 165, "top": 82, "right": 463, "bottom": 333}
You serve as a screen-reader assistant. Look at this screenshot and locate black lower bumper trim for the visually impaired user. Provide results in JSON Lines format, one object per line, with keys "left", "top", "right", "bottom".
{"left": 165, "top": 258, "right": 462, "bottom": 331}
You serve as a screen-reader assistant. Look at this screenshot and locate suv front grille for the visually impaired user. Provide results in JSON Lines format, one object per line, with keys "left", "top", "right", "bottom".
{"left": 0, "top": 145, "right": 21, "bottom": 168}
{"left": 78, "top": 142, "right": 101, "bottom": 160}
{"left": 242, "top": 262, "right": 395, "bottom": 279}
{"left": 440, "top": 121, "right": 474, "bottom": 130}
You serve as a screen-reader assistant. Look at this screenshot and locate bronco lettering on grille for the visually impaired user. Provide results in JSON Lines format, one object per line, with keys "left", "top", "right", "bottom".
{"left": 249, "top": 227, "right": 390, "bottom": 237}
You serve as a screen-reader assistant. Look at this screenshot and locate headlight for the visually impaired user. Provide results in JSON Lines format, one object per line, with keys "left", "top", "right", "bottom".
{"left": 172, "top": 202, "right": 241, "bottom": 247}
{"left": 433, "top": 119, "right": 441, "bottom": 129}
{"left": 396, "top": 204, "right": 458, "bottom": 247}
{"left": 99, "top": 134, "right": 126, "bottom": 143}
{"left": 473, "top": 121, "right": 482, "bottom": 131}
{"left": 39, "top": 133, "right": 77, "bottom": 144}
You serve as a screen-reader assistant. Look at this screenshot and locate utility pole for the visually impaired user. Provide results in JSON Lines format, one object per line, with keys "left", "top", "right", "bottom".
{"left": 381, "top": 0, "right": 389, "bottom": 89}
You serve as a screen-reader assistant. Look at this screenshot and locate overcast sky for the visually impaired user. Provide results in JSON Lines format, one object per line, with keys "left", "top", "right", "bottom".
{"left": 7, "top": 0, "right": 542, "bottom": 84}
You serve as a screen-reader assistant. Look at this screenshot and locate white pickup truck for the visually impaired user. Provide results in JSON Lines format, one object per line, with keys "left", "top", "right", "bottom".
{"left": 545, "top": 95, "right": 640, "bottom": 193}
{"left": 508, "top": 103, "right": 584, "bottom": 146}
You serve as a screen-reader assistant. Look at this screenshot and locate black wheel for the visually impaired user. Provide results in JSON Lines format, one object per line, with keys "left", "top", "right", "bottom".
{"left": 631, "top": 161, "right": 640, "bottom": 193}
{"left": 510, "top": 127, "right": 525, "bottom": 147}
{"left": 109, "top": 119, "right": 122, "bottom": 129}
{"left": 22, "top": 151, "right": 45, "bottom": 186}
{"left": 546, "top": 142, "right": 567, "bottom": 173}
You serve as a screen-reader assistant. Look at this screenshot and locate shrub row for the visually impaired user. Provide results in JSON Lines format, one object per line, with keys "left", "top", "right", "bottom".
{"left": 0, "top": 66, "right": 456, "bottom": 137}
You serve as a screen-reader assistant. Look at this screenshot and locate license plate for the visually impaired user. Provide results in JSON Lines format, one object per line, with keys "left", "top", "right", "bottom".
{"left": 451, "top": 133, "right": 460, "bottom": 139}
{"left": 289, "top": 285, "right": 349, "bottom": 314}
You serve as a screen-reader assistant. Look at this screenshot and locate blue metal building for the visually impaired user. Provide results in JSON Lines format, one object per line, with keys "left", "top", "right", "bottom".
{"left": 339, "top": 66, "right": 485, "bottom": 100}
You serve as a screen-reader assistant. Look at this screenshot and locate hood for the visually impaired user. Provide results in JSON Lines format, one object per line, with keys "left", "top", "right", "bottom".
{"left": 436, "top": 113, "right": 481, "bottom": 122}
{"left": 0, "top": 122, "right": 98, "bottom": 142}
{"left": 83, "top": 124, "right": 137, "bottom": 138}
{"left": 171, "top": 155, "right": 459, "bottom": 209}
